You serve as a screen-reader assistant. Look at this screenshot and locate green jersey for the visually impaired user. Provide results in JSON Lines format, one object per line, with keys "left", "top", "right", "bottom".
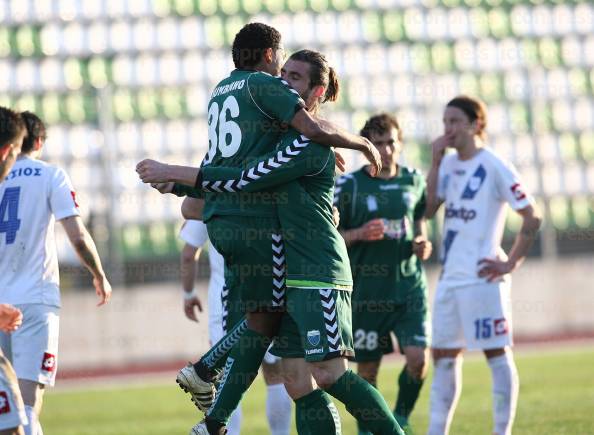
{"left": 335, "top": 166, "right": 427, "bottom": 296}
{"left": 199, "top": 129, "right": 353, "bottom": 290}
{"left": 200, "top": 69, "right": 304, "bottom": 221}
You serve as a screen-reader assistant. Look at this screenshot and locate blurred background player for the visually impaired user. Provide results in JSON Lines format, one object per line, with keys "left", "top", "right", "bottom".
{"left": 424, "top": 96, "right": 542, "bottom": 435}
{"left": 0, "top": 107, "right": 25, "bottom": 181}
{"left": 178, "top": 198, "right": 291, "bottom": 435}
{"left": 0, "top": 112, "right": 112, "bottom": 435}
{"left": 335, "top": 113, "right": 433, "bottom": 434}
{"left": 0, "top": 106, "right": 28, "bottom": 435}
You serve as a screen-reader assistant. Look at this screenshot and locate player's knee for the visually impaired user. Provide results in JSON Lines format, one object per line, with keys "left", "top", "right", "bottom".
{"left": 18, "top": 379, "right": 44, "bottom": 408}
{"left": 283, "top": 376, "right": 315, "bottom": 400}
{"left": 309, "top": 366, "right": 338, "bottom": 390}
{"left": 0, "top": 427, "right": 24, "bottom": 435}
{"left": 407, "top": 354, "right": 429, "bottom": 380}
{"left": 357, "top": 362, "right": 380, "bottom": 386}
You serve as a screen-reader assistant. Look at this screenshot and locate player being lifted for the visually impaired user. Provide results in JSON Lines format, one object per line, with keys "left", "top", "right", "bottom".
{"left": 138, "top": 22, "right": 382, "bottom": 435}
{"left": 0, "top": 112, "right": 112, "bottom": 435}
{"left": 0, "top": 106, "right": 28, "bottom": 435}
{"left": 139, "top": 49, "right": 404, "bottom": 434}
{"left": 334, "top": 113, "right": 432, "bottom": 434}
{"left": 178, "top": 199, "right": 292, "bottom": 435}
{"left": 424, "top": 96, "right": 542, "bottom": 435}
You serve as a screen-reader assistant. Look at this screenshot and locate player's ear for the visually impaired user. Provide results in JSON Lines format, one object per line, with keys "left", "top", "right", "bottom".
{"left": 312, "top": 85, "right": 325, "bottom": 99}
{"left": 263, "top": 47, "right": 273, "bottom": 64}
{"left": 34, "top": 137, "right": 43, "bottom": 151}
{"left": 0, "top": 144, "right": 11, "bottom": 160}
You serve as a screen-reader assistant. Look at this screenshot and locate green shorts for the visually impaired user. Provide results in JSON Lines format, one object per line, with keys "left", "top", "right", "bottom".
{"left": 351, "top": 282, "right": 430, "bottom": 362}
{"left": 270, "top": 288, "right": 354, "bottom": 362}
{"left": 208, "top": 215, "right": 285, "bottom": 313}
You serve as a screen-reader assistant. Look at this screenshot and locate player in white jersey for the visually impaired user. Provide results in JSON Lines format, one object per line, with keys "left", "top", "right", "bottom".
{"left": 0, "top": 112, "right": 112, "bottom": 435}
{"left": 178, "top": 197, "right": 292, "bottom": 435}
{"left": 425, "top": 96, "right": 542, "bottom": 435}
{"left": 0, "top": 106, "right": 28, "bottom": 435}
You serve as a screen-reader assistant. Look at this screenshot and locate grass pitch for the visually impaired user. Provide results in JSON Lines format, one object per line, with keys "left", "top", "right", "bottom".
{"left": 41, "top": 346, "right": 594, "bottom": 434}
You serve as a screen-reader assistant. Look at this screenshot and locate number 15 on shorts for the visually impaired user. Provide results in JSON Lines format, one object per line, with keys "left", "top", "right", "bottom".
{"left": 474, "top": 317, "right": 508, "bottom": 339}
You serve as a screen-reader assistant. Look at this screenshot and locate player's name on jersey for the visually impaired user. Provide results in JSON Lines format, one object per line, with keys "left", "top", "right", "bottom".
{"left": 5, "top": 166, "right": 42, "bottom": 180}
{"left": 211, "top": 79, "right": 246, "bottom": 98}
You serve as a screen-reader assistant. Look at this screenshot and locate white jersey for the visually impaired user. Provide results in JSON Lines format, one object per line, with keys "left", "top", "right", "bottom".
{"left": 437, "top": 148, "right": 532, "bottom": 285}
{"left": 0, "top": 157, "right": 79, "bottom": 307}
{"left": 179, "top": 219, "right": 224, "bottom": 291}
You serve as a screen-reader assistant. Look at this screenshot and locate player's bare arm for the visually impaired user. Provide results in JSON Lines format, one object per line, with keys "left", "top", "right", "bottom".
{"left": 180, "top": 244, "right": 203, "bottom": 322}
{"left": 60, "top": 215, "right": 112, "bottom": 306}
{"left": 181, "top": 197, "right": 204, "bottom": 220}
{"left": 290, "top": 110, "right": 381, "bottom": 175}
{"left": 478, "top": 204, "right": 542, "bottom": 281}
{"left": 412, "top": 219, "right": 433, "bottom": 261}
{"left": 341, "top": 218, "right": 385, "bottom": 246}
{"left": 425, "top": 135, "right": 451, "bottom": 219}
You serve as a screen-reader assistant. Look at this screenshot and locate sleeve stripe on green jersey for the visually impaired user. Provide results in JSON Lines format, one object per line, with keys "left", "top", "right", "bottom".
{"left": 201, "top": 134, "right": 311, "bottom": 193}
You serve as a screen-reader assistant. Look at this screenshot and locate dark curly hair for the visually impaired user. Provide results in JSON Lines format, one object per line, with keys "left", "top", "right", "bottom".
{"left": 360, "top": 113, "right": 403, "bottom": 142}
{"left": 0, "top": 106, "right": 25, "bottom": 147}
{"left": 232, "top": 23, "right": 282, "bottom": 69}
{"left": 21, "top": 111, "right": 47, "bottom": 154}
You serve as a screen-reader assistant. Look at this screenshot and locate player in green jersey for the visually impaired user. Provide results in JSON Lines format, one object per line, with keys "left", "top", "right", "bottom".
{"left": 140, "top": 50, "right": 403, "bottom": 435}
{"left": 335, "top": 114, "right": 433, "bottom": 434}
{"left": 137, "top": 24, "right": 381, "bottom": 435}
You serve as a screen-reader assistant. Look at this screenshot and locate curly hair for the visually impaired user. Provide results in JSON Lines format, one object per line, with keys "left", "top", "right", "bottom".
{"left": 359, "top": 113, "right": 402, "bottom": 142}
{"left": 232, "top": 23, "right": 282, "bottom": 69}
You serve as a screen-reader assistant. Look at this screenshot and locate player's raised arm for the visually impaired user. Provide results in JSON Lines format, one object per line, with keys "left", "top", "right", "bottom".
{"left": 60, "top": 215, "right": 112, "bottom": 306}
{"left": 424, "top": 135, "right": 450, "bottom": 219}
{"left": 290, "top": 109, "right": 382, "bottom": 176}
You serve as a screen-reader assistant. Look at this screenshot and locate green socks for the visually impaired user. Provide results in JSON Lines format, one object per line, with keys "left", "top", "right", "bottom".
{"left": 295, "top": 389, "right": 341, "bottom": 435}
{"left": 394, "top": 365, "right": 424, "bottom": 426}
{"left": 326, "top": 369, "right": 404, "bottom": 435}
{"left": 196, "top": 317, "right": 249, "bottom": 380}
{"left": 206, "top": 328, "right": 271, "bottom": 425}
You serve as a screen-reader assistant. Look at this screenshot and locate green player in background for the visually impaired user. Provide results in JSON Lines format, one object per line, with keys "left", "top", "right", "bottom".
{"left": 334, "top": 114, "right": 433, "bottom": 434}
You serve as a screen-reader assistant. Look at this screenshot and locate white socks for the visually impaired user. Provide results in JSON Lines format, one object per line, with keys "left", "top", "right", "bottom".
{"left": 488, "top": 353, "right": 519, "bottom": 435}
{"left": 428, "top": 357, "right": 463, "bottom": 435}
{"left": 266, "top": 383, "right": 292, "bottom": 435}
{"left": 24, "top": 405, "right": 39, "bottom": 435}
{"left": 226, "top": 406, "right": 242, "bottom": 435}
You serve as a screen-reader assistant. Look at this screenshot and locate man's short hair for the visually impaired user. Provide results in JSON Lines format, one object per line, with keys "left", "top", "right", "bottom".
{"left": 360, "top": 113, "right": 403, "bottom": 142}
{"left": 21, "top": 111, "right": 47, "bottom": 154}
{"left": 231, "top": 23, "right": 282, "bottom": 69}
{"left": 0, "top": 106, "right": 25, "bottom": 148}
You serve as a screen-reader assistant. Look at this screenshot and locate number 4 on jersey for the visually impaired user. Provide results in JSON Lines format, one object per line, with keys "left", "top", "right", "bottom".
{"left": 0, "top": 187, "right": 21, "bottom": 244}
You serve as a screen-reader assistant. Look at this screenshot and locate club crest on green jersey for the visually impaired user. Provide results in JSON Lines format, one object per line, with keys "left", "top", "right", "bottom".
{"left": 307, "top": 329, "right": 321, "bottom": 346}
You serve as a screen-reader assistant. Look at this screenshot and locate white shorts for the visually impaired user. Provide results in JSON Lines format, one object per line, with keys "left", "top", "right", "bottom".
{"left": 0, "top": 304, "right": 60, "bottom": 386}
{"left": 213, "top": 285, "right": 279, "bottom": 365}
{"left": 208, "top": 283, "right": 225, "bottom": 346}
{"left": 0, "top": 353, "right": 27, "bottom": 430}
{"left": 431, "top": 280, "right": 513, "bottom": 350}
